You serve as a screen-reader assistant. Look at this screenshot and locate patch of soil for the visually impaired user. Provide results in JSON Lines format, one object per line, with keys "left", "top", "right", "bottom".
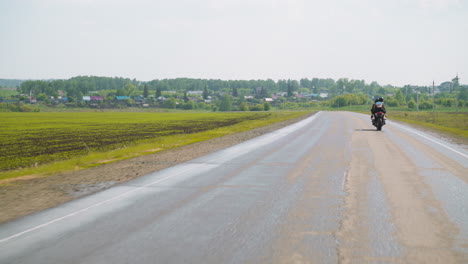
{"left": 0, "top": 113, "right": 314, "bottom": 224}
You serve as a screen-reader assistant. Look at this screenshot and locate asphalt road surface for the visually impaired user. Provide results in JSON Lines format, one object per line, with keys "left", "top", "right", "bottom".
{"left": 1, "top": 111, "right": 467, "bottom": 264}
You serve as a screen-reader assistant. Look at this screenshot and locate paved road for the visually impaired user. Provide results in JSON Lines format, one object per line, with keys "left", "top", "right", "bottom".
{"left": 1, "top": 111, "right": 467, "bottom": 264}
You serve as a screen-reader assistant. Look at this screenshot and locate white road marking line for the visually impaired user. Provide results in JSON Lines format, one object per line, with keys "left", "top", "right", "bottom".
{"left": 0, "top": 164, "right": 204, "bottom": 243}
{"left": 390, "top": 122, "right": 468, "bottom": 159}
{"left": 0, "top": 112, "right": 324, "bottom": 243}
{"left": 352, "top": 111, "right": 467, "bottom": 159}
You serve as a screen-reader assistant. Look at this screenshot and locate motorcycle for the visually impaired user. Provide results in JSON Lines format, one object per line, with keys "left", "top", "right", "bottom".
{"left": 372, "top": 111, "right": 385, "bottom": 131}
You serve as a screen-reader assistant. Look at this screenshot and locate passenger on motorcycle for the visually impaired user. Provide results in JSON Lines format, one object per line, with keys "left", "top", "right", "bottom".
{"left": 371, "top": 97, "right": 386, "bottom": 124}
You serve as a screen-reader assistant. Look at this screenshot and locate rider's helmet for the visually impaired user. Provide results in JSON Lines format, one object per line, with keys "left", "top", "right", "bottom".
{"left": 377, "top": 97, "right": 384, "bottom": 102}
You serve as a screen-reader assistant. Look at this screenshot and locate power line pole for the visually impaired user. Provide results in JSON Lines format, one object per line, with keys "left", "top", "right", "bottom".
{"left": 432, "top": 80, "right": 435, "bottom": 112}
{"left": 416, "top": 87, "right": 419, "bottom": 111}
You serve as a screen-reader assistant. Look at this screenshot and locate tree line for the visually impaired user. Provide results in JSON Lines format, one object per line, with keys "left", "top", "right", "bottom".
{"left": 15, "top": 76, "right": 389, "bottom": 98}
{"left": 3, "top": 75, "right": 466, "bottom": 111}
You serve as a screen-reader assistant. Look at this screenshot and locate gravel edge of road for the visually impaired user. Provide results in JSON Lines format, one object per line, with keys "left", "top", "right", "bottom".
{"left": 1, "top": 111, "right": 465, "bottom": 224}
{"left": 0, "top": 112, "right": 316, "bottom": 224}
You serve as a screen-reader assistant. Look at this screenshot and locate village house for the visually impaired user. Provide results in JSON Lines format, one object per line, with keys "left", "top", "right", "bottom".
{"left": 82, "top": 96, "right": 104, "bottom": 102}
{"left": 187, "top": 91, "right": 203, "bottom": 96}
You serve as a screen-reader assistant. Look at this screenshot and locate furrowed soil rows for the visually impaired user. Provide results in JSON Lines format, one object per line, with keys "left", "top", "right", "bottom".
{"left": 0, "top": 112, "right": 272, "bottom": 171}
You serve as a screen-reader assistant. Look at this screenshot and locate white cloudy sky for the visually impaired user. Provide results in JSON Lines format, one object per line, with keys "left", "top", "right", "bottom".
{"left": 1, "top": 0, "right": 467, "bottom": 86}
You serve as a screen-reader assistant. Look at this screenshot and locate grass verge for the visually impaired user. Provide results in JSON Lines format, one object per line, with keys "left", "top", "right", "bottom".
{"left": 386, "top": 111, "right": 468, "bottom": 138}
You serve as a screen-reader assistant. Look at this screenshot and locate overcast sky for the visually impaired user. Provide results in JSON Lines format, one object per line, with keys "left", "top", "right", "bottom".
{"left": 1, "top": 0, "right": 467, "bottom": 86}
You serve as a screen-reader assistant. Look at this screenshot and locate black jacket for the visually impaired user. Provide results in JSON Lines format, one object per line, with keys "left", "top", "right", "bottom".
{"left": 371, "top": 103, "right": 386, "bottom": 114}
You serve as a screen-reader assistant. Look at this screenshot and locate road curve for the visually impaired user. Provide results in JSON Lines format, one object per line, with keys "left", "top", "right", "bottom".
{"left": 0, "top": 111, "right": 467, "bottom": 264}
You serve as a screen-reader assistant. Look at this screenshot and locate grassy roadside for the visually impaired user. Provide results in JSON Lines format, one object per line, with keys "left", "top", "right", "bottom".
{"left": 386, "top": 111, "right": 468, "bottom": 138}
{"left": 0, "top": 111, "right": 312, "bottom": 182}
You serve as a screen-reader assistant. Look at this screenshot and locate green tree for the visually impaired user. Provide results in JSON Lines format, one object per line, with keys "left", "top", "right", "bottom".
{"left": 115, "top": 88, "right": 126, "bottom": 96}
{"left": 260, "top": 87, "right": 268, "bottom": 98}
{"left": 123, "top": 98, "right": 134, "bottom": 106}
{"left": 394, "top": 89, "right": 406, "bottom": 105}
{"left": 332, "top": 96, "right": 348, "bottom": 107}
{"left": 287, "top": 80, "right": 294, "bottom": 97}
{"left": 163, "top": 98, "right": 177, "bottom": 109}
{"left": 250, "top": 104, "right": 264, "bottom": 111}
{"left": 419, "top": 101, "right": 433, "bottom": 110}
{"left": 459, "top": 100, "right": 466, "bottom": 108}
{"left": 451, "top": 75, "right": 459, "bottom": 93}
{"left": 67, "top": 87, "right": 83, "bottom": 100}
{"left": 264, "top": 102, "right": 271, "bottom": 111}
{"left": 183, "top": 101, "right": 195, "bottom": 110}
{"left": 36, "top": 93, "right": 48, "bottom": 101}
{"left": 123, "top": 83, "right": 137, "bottom": 96}
{"left": 203, "top": 86, "right": 209, "bottom": 99}
{"left": 156, "top": 87, "right": 162, "bottom": 98}
{"left": 232, "top": 87, "right": 238, "bottom": 97}
{"left": 197, "top": 102, "right": 210, "bottom": 110}
{"left": 143, "top": 84, "right": 149, "bottom": 98}
{"left": 239, "top": 102, "right": 249, "bottom": 111}
{"left": 376, "top": 87, "right": 386, "bottom": 97}
{"left": 219, "top": 94, "right": 232, "bottom": 111}
{"left": 457, "top": 86, "right": 467, "bottom": 101}
{"left": 336, "top": 78, "right": 349, "bottom": 94}
{"left": 312, "top": 85, "right": 319, "bottom": 94}
{"left": 300, "top": 78, "right": 311, "bottom": 88}
{"left": 385, "top": 97, "right": 399, "bottom": 107}
{"left": 299, "top": 88, "right": 310, "bottom": 94}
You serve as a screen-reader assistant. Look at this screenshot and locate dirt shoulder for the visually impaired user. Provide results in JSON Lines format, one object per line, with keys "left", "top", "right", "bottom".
{"left": 0, "top": 113, "right": 314, "bottom": 224}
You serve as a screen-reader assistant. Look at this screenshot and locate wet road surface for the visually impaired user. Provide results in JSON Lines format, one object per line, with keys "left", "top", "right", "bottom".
{"left": 1, "top": 111, "right": 467, "bottom": 263}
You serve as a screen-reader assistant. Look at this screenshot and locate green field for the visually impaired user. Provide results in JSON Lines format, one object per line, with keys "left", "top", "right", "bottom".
{"left": 0, "top": 88, "right": 18, "bottom": 98}
{"left": 0, "top": 111, "right": 309, "bottom": 180}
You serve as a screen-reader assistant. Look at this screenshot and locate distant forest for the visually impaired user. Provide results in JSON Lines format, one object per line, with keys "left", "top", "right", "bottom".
{"left": 7, "top": 76, "right": 393, "bottom": 98}
{"left": 0, "top": 79, "right": 24, "bottom": 88}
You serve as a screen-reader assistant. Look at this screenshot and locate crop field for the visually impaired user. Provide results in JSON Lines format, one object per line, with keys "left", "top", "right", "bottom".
{"left": 0, "top": 112, "right": 294, "bottom": 172}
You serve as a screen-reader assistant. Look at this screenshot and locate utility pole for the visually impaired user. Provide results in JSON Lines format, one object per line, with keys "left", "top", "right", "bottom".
{"left": 453, "top": 74, "right": 460, "bottom": 113}
{"left": 416, "top": 88, "right": 419, "bottom": 111}
{"left": 432, "top": 80, "right": 435, "bottom": 112}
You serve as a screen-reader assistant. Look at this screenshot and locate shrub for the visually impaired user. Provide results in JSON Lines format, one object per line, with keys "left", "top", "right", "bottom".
{"left": 163, "top": 98, "right": 177, "bottom": 109}
{"left": 407, "top": 99, "right": 416, "bottom": 109}
{"left": 250, "top": 104, "right": 264, "bottom": 111}
{"left": 219, "top": 95, "right": 232, "bottom": 111}
{"left": 278, "top": 102, "right": 299, "bottom": 109}
{"left": 419, "top": 101, "right": 433, "bottom": 110}
{"left": 459, "top": 100, "right": 466, "bottom": 107}
{"left": 197, "top": 102, "right": 210, "bottom": 110}
{"left": 443, "top": 98, "right": 456, "bottom": 107}
{"left": 385, "top": 98, "right": 399, "bottom": 107}
{"left": 0, "top": 103, "right": 40, "bottom": 112}
{"left": 239, "top": 102, "right": 249, "bottom": 111}
{"left": 183, "top": 101, "right": 196, "bottom": 110}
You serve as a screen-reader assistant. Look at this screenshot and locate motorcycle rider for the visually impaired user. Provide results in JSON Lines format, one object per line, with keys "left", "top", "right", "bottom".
{"left": 371, "top": 97, "right": 386, "bottom": 124}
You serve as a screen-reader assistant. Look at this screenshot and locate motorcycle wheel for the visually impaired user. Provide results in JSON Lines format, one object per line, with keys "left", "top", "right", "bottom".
{"left": 377, "top": 122, "right": 382, "bottom": 131}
